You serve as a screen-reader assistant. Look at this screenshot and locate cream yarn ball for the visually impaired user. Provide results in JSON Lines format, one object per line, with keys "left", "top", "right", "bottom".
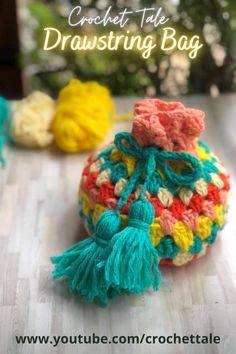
{"left": 11, "top": 91, "right": 55, "bottom": 148}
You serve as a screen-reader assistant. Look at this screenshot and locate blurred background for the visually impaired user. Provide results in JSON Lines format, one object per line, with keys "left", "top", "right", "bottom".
{"left": 0, "top": 0, "right": 236, "bottom": 98}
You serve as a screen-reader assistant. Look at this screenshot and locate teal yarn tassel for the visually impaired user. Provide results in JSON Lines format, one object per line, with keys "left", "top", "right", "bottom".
{"left": 105, "top": 197, "right": 161, "bottom": 293}
{"left": 51, "top": 145, "right": 144, "bottom": 305}
{"left": 51, "top": 210, "right": 121, "bottom": 304}
{"left": 0, "top": 97, "right": 10, "bottom": 167}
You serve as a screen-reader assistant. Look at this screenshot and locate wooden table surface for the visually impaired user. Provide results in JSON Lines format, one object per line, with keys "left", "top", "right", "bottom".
{"left": 0, "top": 95, "right": 236, "bottom": 354}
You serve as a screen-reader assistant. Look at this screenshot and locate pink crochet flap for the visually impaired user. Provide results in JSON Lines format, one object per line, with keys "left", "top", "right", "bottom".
{"left": 131, "top": 99, "right": 205, "bottom": 154}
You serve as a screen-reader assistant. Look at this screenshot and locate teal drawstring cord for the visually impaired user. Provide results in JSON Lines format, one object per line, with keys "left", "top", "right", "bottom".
{"left": 114, "top": 132, "right": 202, "bottom": 186}
{"left": 0, "top": 97, "right": 10, "bottom": 167}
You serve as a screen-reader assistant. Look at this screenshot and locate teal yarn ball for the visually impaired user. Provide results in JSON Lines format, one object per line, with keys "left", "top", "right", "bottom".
{"left": 0, "top": 97, "right": 9, "bottom": 120}
{"left": 0, "top": 96, "right": 10, "bottom": 166}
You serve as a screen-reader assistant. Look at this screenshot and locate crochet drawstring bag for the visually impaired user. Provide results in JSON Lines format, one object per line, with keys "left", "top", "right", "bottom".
{"left": 51, "top": 99, "right": 230, "bottom": 306}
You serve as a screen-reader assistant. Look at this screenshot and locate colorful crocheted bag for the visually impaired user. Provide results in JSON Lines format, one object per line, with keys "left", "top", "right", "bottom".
{"left": 51, "top": 99, "right": 230, "bottom": 306}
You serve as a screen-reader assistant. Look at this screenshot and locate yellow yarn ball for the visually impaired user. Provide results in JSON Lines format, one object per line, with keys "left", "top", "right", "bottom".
{"left": 51, "top": 79, "right": 114, "bottom": 153}
{"left": 11, "top": 92, "right": 55, "bottom": 148}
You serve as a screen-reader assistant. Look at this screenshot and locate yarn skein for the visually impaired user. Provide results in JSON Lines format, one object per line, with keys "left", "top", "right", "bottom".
{"left": 10, "top": 91, "right": 55, "bottom": 148}
{"left": 0, "top": 96, "right": 10, "bottom": 167}
{"left": 51, "top": 79, "right": 131, "bottom": 153}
